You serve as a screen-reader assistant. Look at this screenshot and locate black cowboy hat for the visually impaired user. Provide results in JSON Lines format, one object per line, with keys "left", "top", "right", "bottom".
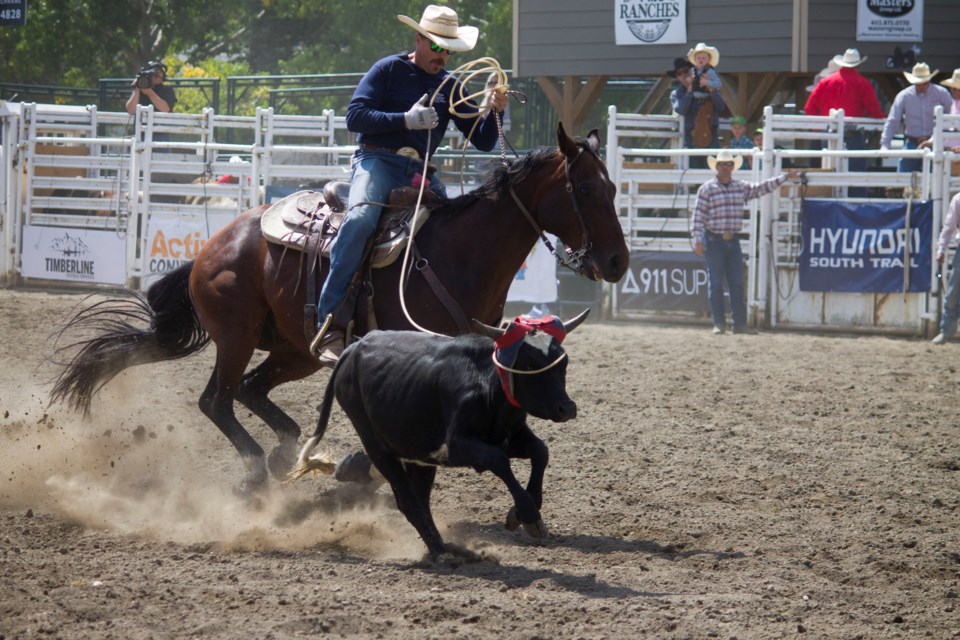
{"left": 666, "top": 57, "right": 693, "bottom": 77}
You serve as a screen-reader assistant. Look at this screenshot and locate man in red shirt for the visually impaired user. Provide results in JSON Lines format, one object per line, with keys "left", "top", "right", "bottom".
{"left": 804, "top": 48, "right": 884, "bottom": 196}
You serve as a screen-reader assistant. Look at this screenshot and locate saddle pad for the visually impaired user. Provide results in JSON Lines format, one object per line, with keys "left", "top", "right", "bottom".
{"left": 260, "top": 190, "right": 431, "bottom": 269}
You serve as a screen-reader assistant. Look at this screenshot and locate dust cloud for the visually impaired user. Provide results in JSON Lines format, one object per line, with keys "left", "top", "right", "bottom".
{"left": 1, "top": 378, "right": 425, "bottom": 562}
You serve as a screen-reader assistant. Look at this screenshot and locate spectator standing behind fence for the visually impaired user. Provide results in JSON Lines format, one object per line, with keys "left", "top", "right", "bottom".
{"left": 881, "top": 63, "right": 953, "bottom": 173}
{"left": 804, "top": 49, "right": 883, "bottom": 195}
{"left": 125, "top": 60, "right": 175, "bottom": 115}
{"left": 669, "top": 56, "right": 725, "bottom": 168}
{"left": 932, "top": 192, "right": 960, "bottom": 345}
{"left": 690, "top": 149, "right": 798, "bottom": 335}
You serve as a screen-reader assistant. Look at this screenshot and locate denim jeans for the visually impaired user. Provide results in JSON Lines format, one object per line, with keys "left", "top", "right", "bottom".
{"left": 317, "top": 149, "right": 445, "bottom": 324}
{"left": 941, "top": 248, "right": 960, "bottom": 337}
{"left": 704, "top": 232, "right": 747, "bottom": 329}
{"left": 898, "top": 136, "right": 922, "bottom": 173}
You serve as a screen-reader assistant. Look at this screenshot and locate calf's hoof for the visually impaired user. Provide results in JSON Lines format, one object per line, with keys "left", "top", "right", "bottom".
{"left": 505, "top": 507, "right": 549, "bottom": 539}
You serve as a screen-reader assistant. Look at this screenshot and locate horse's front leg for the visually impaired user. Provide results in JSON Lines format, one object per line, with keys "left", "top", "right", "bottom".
{"left": 236, "top": 350, "right": 319, "bottom": 478}
{"left": 446, "top": 438, "right": 548, "bottom": 540}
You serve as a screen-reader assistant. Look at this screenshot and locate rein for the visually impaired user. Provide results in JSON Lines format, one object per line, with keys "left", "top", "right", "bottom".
{"left": 508, "top": 146, "right": 594, "bottom": 276}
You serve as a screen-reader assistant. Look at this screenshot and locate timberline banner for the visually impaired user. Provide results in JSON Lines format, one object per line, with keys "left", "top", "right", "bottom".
{"left": 856, "top": 0, "right": 923, "bottom": 42}
{"left": 21, "top": 225, "right": 126, "bottom": 285}
{"left": 799, "top": 199, "right": 932, "bottom": 293}
{"left": 615, "top": 0, "right": 687, "bottom": 46}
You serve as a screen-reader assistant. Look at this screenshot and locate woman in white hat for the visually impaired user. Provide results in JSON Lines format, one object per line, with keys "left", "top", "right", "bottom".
{"left": 880, "top": 62, "right": 954, "bottom": 173}
{"left": 312, "top": 4, "right": 508, "bottom": 364}
{"left": 690, "top": 150, "right": 798, "bottom": 334}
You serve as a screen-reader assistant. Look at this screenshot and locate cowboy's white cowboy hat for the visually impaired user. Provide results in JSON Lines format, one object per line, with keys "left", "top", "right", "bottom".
{"left": 397, "top": 5, "right": 478, "bottom": 52}
{"left": 941, "top": 68, "right": 960, "bottom": 90}
{"left": 904, "top": 62, "right": 939, "bottom": 84}
{"left": 832, "top": 48, "right": 867, "bottom": 68}
{"left": 687, "top": 43, "right": 719, "bottom": 67}
{"left": 707, "top": 149, "right": 744, "bottom": 171}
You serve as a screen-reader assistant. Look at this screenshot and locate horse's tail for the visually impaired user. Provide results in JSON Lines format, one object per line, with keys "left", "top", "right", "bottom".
{"left": 289, "top": 361, "right": 341, "bottom": 482}
{"left": 50, "top": 261, "right": 211, "bottom": 415}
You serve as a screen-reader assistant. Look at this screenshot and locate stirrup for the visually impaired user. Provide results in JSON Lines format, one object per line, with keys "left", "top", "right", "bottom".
{"left": 309, "top": 313, "right": 335, "bottom": 355}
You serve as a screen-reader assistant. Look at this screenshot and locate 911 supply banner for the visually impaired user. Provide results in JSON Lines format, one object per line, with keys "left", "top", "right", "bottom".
{"left": 799, "top": 199, "right": 932, "bottom": 293}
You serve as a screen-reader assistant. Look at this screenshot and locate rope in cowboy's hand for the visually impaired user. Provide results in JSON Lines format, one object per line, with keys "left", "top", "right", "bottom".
{"left": 398, "top": 56, "right": 514, "bottom": 335}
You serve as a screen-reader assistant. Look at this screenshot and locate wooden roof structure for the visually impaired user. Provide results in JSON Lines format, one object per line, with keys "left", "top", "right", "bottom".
{"left": 513, "top": 0, "right": 960, "bottom": 132}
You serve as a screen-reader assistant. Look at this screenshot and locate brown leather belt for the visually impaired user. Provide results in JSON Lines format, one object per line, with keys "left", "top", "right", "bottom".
{"left": 708, "top": 231, "right": 735, "bottom": 240}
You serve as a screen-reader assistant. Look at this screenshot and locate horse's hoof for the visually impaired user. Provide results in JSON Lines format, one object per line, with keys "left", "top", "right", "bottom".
{"left": 235, "top": 466, "right": 269, "bottom": 497}
{"left": 421, "top": 543, "right": 483, "bottom": 567}
{"left": 267, "top": 440, "right": 298, "bottom": 479}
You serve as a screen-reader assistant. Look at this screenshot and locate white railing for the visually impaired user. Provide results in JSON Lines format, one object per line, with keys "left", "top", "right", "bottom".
{"left": 606, "top": 104, "right": 960, "bottom": 334}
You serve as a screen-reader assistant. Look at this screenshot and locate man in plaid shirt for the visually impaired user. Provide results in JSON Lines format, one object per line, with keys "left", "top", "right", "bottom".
{"left": 691, "top": 150, "right": 799, "bottom": 334}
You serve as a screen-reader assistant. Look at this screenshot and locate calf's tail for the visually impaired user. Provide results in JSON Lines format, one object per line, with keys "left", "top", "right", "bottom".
{"left": 289, "top": 362, "right": 341, "bottom": 481}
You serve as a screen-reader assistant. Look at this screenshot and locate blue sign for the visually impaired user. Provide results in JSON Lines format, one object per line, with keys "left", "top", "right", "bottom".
{"left": 799, "top": 199, "right": 932, "bottom": 293}
{"left": 0, "top": 0, "right": 26, "bottom": 26}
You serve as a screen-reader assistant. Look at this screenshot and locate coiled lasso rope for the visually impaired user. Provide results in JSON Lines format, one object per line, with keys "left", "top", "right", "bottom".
{"left": 398, "top": 56, "right": 512, "bottom": 335}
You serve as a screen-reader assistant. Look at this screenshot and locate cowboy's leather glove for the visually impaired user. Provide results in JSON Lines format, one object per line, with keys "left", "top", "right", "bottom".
{"left": 404, "top": 94, "right": 438, "bottom": 130}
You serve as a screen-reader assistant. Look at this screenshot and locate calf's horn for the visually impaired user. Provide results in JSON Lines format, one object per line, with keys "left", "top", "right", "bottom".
{"left": 472, "top": 319, "right": 506, "bottom": 340}
{"left": 562, "top": 308, "right": 591, "bottom": 334}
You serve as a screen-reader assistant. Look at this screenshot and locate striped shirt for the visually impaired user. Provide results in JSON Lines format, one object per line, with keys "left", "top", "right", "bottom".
{"left": 691, "top": 174, "right": 788, "bottom": 240}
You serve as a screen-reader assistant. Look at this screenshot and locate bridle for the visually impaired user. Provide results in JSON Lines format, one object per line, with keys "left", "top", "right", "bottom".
{"left": 508, "top": 144, "right": 600, "bottom": 276}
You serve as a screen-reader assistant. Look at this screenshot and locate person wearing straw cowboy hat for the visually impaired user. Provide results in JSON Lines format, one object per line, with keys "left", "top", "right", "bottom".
{"left": 804, "top": 48, "right": 884, "bottom": 196}
{"left": 690, "top": 150, "right": 799, "bottom": 334}
{"left": 312, "top": 4, "right": 508, "bottom": 365}
{"left": 881, "top": 62, "right": 953, "bottom": 173}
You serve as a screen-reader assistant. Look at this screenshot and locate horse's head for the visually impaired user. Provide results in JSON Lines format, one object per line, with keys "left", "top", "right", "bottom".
{"left": 535, "top": 122, "right": 629, "bottom": 283}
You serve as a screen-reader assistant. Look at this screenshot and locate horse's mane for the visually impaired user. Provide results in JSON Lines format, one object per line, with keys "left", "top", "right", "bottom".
{"left": 432, "top": 145, "right": 563, "bottom": 217}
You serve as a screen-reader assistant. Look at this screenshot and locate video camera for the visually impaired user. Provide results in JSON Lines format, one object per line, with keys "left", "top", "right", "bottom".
{"left": 134, "top": 61, "right": 167, "bottom": 89}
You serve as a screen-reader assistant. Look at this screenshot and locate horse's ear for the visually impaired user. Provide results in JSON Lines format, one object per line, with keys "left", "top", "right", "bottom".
{"left": 561, "top": 308, "right": 591, "bottom": 335}
{"left": 556, "top": 121, "right": 579, "bottom": 158}
{"left": 586, "top": 128, "right": 602, "bottom": 154}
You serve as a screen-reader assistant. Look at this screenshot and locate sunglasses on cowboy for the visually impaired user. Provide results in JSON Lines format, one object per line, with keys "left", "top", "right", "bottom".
{"left": 429, "top": 41, "right": 452, "bottom": 55}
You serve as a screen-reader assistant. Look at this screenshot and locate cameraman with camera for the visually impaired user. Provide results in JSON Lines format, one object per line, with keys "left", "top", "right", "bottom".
{"left": 125, "top": 60, "right": 176, "bottom": 116}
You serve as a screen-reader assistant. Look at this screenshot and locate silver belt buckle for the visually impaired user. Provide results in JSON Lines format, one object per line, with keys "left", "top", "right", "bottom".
{"left": 722, "top": 233, "right": 734, "bottom": 240}
{"left": 396, "top": 146, "right": 420, "bottom": 160}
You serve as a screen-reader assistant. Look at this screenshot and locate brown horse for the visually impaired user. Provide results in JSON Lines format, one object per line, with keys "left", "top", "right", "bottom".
{"left": 51, "top": 123, "right": 629, "bottom": 493}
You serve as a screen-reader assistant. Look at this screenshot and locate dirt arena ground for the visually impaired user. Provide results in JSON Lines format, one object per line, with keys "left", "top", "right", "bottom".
{"left": 1, "top": 287, "right": 958, "bottom": 639}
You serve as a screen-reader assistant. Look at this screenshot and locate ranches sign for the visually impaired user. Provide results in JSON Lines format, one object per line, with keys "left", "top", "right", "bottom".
{"left": 615, "top": 0, "right": 687, "bottom": 46}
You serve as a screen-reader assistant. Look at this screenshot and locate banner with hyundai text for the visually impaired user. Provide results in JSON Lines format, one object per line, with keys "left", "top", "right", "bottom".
{"left": 799, "top": 199, "right": 932, "bottom": 293}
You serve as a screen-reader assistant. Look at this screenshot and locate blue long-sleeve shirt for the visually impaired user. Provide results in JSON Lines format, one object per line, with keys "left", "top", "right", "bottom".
{"left": 346, "top": 53, "right": 500, "bottom": 159}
